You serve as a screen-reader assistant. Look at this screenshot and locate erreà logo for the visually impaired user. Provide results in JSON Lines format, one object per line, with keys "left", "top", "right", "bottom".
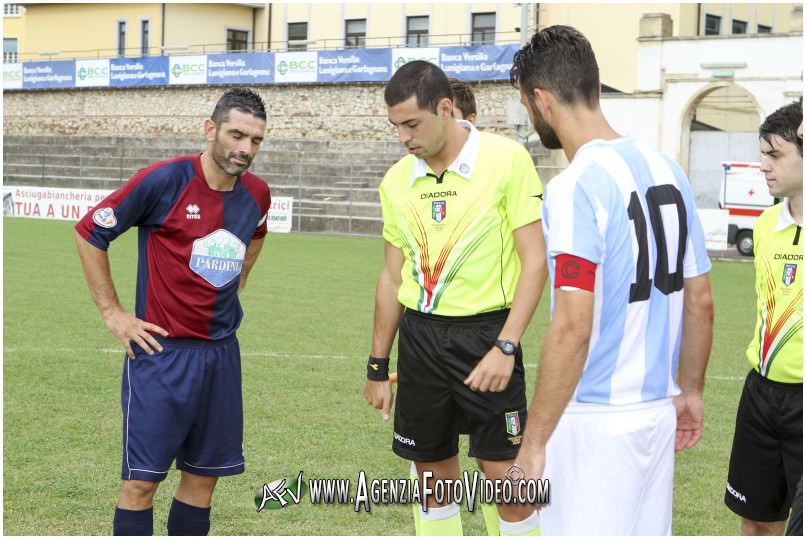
{"left": 186, "top": 203, "right": 201, "bottom": 220}
{"left": 189, "top": 229, "right": 246, "bottom": 288}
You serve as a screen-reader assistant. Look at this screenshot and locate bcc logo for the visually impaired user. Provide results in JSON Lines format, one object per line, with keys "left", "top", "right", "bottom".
{"left": 394, "top": 57, "right": 437, "bottom": 69}
{"left": 277, "top": 60, "right": 316, "bottom": 75}
{"left": 172, "top": 63, "right": 205, "bottom": 78}
{"left": 78, "top": 66, "right": 109, "bottom": 80}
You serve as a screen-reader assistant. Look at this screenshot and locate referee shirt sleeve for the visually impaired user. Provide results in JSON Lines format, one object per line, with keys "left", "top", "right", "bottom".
{"left": 505, "top": 144, "right": 543, "bottom": 230}
{"left": 379, "top": 175, "right": 403, "bottom": 248}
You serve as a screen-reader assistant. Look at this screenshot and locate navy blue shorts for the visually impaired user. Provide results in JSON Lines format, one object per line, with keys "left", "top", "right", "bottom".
{"left": 121, "top": 335, "right": 244, "bottom": 482}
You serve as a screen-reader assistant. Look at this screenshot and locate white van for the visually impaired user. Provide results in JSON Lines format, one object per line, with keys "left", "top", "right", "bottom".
{"left": 718, "top": 161, "right": 776, "bottom": 256}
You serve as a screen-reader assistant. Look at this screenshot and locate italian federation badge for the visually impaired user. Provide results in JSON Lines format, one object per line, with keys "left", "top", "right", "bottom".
{"left": 505, "top": 411, "right": 521, "bottom": 436}
{"left": 432, "top": 200, "right": 446, "bottom": 223}
{"left": 782, "top": 264, "right": 797, "bottom": 287}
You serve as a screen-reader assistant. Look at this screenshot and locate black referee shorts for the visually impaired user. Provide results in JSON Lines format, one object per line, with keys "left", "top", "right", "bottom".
{"left": 392, "top": 308, "right": 527, "bottom": 463}
{"left": 725, "top": 369, "right": 803, "bottom": 522}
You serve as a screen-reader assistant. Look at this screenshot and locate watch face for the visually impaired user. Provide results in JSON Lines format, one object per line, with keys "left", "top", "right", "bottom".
{"left": 498, "top": 340, "right": 515, "bottom": 354}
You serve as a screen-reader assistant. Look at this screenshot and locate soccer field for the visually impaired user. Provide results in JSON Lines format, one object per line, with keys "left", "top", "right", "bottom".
{"left": 3, "top": 217, "right": 756, "bottom": 535}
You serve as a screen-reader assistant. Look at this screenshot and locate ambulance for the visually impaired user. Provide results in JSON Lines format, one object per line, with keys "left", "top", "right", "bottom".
{"left": 718, "top": 161, "right": 775, "bottom": 256}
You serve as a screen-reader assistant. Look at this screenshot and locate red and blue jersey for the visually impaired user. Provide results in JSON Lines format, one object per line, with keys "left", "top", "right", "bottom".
{"left": 76, "top": 154, "right": 271, "bottom": 341}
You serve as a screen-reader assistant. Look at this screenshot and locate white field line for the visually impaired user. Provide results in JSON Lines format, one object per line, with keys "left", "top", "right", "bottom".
{"left": 2, "top": 348, "right": 748, "bottom": 381}
{"left": 3, "top": 347, "right": 348, "bottom": 360}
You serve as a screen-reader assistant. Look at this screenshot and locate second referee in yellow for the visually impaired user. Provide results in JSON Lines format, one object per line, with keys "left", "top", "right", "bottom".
{"left": 364, "top": 61, "right": 547, "bottom": 536}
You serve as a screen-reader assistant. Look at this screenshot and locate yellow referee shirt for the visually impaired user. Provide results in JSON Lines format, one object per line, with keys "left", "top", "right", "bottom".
{"left": 746, "top": 201, "right": 803, "bottom": 383}
{"left": 380, "top": 121, "right": 543, "bottom": 316}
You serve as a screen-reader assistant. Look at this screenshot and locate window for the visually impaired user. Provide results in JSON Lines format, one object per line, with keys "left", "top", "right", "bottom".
{"left": 227, "top": 29, "right": 248, "bottom": 52}
{"left": 4, "top": 38, "right": 18, "bottom": 63}
{"left": 757, "top": 24, "right": 772, "bottom": 34}
{"left": 471, "top": 12, "right": 496, "bottom": 45}
{"left": 288, "top": 22, "right": 308, "bottom": 51}
{"left": 406, "top": 16, "right": 429, "bottom": 48}
{"left": 732, "top": 19, "right": 747, "bottom": 34}
{"left": 704, "top": 14, "right": 721, "bottom": 35}
{"left": 345, "top": 19, "right": 366, "bottom": 49}
{"left": 117, "top": 20, "right": 127, "bottom": 58}
{"left": 140, "top": 19, "right": 150, "bottom": 56}
{"left": 3, "top": 4, "right": 20, "bottom": 17}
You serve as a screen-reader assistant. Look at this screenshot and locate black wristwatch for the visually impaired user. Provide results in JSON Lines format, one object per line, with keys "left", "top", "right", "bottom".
{"left": 494, "top": 339, "right": 517, "bottom": 355}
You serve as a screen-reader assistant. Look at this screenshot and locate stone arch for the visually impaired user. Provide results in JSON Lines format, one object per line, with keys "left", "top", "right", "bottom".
{"left": 678, "top": 81, "right": 764, "bottom": 175}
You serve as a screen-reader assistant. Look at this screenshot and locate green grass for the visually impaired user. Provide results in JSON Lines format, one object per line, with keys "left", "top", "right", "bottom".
{"left": 3, "top": 217, "right": 755, "bottom": 535}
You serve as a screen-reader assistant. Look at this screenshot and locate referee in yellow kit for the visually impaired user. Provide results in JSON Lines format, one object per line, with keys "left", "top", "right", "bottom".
{"left": 364, "top": 60, "right": 547, "bottom": 536}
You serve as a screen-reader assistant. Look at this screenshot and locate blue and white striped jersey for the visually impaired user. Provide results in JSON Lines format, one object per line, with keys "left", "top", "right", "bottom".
{"left": 543, "top": 137, "right": 711, "bottom": 405}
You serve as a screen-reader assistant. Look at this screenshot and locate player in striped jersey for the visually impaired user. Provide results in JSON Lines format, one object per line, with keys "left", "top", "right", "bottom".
{"left": 76, "top": 88, "right": 270, "bottom": 535}
{"left": 509, "top": 26, "right": 714, "bottom": 534}
{"left": 724, "top": 100, "right": 802, "bottom": 536}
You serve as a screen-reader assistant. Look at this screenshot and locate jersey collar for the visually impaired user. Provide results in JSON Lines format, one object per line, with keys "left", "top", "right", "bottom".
{"left": 410, "top": 120, "right": 480, "bottom": 187}
{"left": 776, "top": 198, "right": 802, "bottom": 231}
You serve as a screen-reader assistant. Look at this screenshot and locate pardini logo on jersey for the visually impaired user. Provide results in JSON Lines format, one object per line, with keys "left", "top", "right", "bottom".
{"left": 78, "top": 66, "right": 109, "bottom": 80}
{"left": 189, "top": 229, "right": 246, "bottom": 288}
{"left": 171, "top": 62, "right": 206, "bottom": 78}
{"left": 277, "top": 59, "right": 317, "bottom": 75}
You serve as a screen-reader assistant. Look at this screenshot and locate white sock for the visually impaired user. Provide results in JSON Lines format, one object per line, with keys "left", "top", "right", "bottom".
{"left": 499, "top": 510, "right": 540, "bottom": 535}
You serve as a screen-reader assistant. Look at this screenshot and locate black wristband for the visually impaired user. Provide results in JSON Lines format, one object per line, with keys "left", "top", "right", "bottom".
{"left": 367, "top": 355, "right": 390, "bottom": 381}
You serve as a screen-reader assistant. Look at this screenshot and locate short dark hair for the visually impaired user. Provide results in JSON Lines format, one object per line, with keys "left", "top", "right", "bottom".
{"left": 510, "top": 25, "right": 600, "bottom": 109}
{"left": 211, "top": 87, "right": 267, "bottom": 124}
{"left": 449, "top": 78, "right": 477, "bottom": 118}
{"left": 384, "top": 60, "right": 452, "bottom": 114}
{"left": 759, "top": 98, "right": 803, "bottom": 157}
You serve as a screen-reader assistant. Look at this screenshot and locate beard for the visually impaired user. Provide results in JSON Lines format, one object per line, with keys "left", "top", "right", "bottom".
{"left": 526, "top": 98, "right": 563, "bottom": 150}
{"left": 211, "top": 141, "right": 252, "bottom": 177}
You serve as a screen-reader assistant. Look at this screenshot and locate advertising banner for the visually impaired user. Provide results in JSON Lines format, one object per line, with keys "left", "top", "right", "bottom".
{"left": 697, "top": 209, "right": 729, "bottom": 251}
{"left": 439, "top": 45, "right": 519, "bottom": 81}
{"left": 266, "top": 196, "right": 293, "bottom": 233}
{"left": 75, "top": 59, "right": 111, "bottom": 88}
{"left": 317, "top": 48, "right": 391, "bottom": 83}
{"left": 169, "top": 54, "right": 207, "bottom": 85}
{"left": 3, "top": 186, "right": 113, "bottom": 222}
{"left": 274, "top": 51, "right": 318, "bottom": 84}
{"left": 3, "top": 62, "right": 23, "bottom": 90}
{"left": 22, "top": 60, "right": 75, "bottom": 89}
{"left": 13, "top": 44, "right": 522, "bottom": 90}
{"left": 110, "top": 56, "right": 170, "bottom": 87}
{"left": 207, "top": 53, "right": 274, "bottom": 85}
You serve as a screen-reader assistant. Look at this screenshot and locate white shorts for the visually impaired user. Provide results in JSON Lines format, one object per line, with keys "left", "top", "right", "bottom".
{"left": 541, "top": 398, "right": 676, "bottom": 535}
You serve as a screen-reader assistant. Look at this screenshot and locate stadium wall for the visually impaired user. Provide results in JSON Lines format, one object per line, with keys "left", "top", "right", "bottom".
{"left": 2, "top": 81, "right": 528, "bottom": 141}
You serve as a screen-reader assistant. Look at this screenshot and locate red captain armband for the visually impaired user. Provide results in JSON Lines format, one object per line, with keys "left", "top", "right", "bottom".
{"left": 554, "top": 254, "right": 597, "bottom": 292}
